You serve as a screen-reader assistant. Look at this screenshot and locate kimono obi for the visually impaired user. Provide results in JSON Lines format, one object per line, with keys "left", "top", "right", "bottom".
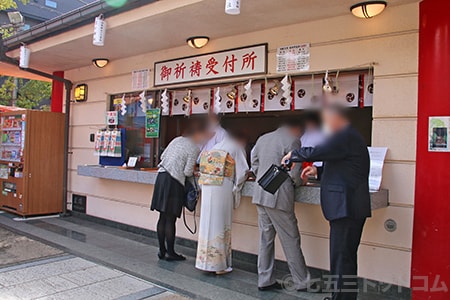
{"left": 198, "top": 150, "right": 235, "bottom": 185}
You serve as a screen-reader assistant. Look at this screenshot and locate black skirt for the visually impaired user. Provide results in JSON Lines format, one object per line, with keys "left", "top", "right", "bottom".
{"left": 151, "top": 172, "right": 185, "bottom": 218}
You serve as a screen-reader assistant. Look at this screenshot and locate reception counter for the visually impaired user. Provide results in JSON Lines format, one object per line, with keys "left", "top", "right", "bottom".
{"left": 78, "top": 165, "right": 389, "bottom": 210}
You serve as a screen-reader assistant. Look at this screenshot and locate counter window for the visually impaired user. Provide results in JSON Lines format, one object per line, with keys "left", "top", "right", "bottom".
{"left": 109, "top": 91, "right": 159, "bottom": 167}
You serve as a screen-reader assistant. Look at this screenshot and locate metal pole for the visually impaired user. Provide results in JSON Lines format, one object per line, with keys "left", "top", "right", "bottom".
{"left": 62, "top": 82, "right": 72, "bottom": 216}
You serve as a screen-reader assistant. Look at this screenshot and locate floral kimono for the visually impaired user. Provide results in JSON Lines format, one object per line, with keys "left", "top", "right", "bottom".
{"left": 195, "top": 137, "right": 248, "bottom": 272}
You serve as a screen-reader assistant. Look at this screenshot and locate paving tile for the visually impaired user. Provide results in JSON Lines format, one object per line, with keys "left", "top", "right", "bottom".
{"left": 0, "top": 258, "right": 96, "bottom": 287}
{"left": 0, "top": 275, "right": 78, "bottom": 300}
{"left": 42, "top": 275, "right": 154, "bottom": 300}
{"left": 59, "top": 265, "right": 122, "bottom": 286}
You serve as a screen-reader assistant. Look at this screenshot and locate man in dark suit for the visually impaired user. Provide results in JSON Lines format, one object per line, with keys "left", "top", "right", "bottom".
{"left": 282, "top": 105, "right": 371, "bottom": 300}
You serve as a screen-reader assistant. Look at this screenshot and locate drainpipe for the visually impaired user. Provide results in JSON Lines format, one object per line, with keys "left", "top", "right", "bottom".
{"left": 0, "top": 38, "right": 72, "bottom": 217}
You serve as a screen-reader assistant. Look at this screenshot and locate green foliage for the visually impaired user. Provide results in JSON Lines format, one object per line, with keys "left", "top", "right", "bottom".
{"left": 0, "top": 0, "right": 28, "bottom": 10}
{"left": 16, "top": 80, "right": 51, "bottom": 109}
{"left": 0, "top": 76, "right": 51, "bottom": 109}
{"left": 1, "top": 0, "right": 29, "bottom": 38}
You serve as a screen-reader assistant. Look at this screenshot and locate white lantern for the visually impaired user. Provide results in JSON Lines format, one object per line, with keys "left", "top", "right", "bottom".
{"left": 93, "top": 15, "right": 106, "bottom": 46}
{"left": 19, "top": 45, "right": 30, "bottom": 68}
{"left": 225, "top": 0, "right": 240, "bottom": 15}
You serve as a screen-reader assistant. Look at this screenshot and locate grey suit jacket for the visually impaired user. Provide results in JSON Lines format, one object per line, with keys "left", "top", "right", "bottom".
{"left": 251, "top": 127, "right": 301, "bottom": 212}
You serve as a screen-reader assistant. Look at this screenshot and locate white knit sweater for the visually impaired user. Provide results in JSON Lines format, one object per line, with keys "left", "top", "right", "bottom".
{"left": 158, "top": 136, "right": 200, "bottom": 186}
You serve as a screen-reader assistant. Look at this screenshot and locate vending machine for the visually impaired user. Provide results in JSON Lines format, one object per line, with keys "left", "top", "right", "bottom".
{"left": 0, "top": 110, "right": 65, "bottom": 216}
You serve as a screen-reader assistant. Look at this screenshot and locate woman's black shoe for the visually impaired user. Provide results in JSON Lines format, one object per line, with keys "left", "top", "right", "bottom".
{"left": 258, "top": 282, "right": 283, "bottom": 291}
{"left": 166, "top": 253, "right": 186, "bottom": 261}
{"left": 157, "top": 251, "right": 166, "bottom": 260}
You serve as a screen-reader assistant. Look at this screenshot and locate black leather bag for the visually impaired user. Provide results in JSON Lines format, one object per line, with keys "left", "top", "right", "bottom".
{"left": 183, "top": 178, "right": 199, "bottom": 234}
{"left": 257, "top": 164, "right": 291, "bottom": 194}
{"left": 184, "top": 179, "right": 199, "bottom": 212}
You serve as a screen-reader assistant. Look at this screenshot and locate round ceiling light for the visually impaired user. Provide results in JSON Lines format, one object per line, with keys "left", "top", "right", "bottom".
{"left": 350, "top": 1, "right": 387, "bottom": 19}
{"left": 186, "top": 36, "right": 209, "bottom": 49}
{"left": 92, "top": 58, "right": 109, "bottom": 68}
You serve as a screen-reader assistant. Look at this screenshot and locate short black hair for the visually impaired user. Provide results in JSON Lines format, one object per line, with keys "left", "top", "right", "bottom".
{"left": 281, "top": 117, "right": 304, "bottom": 129}
{"left": 303, "top": 111, "right": 321, "bottom": 126}
{"left": 324, "top": 103, "right": 350, "bottom": 121}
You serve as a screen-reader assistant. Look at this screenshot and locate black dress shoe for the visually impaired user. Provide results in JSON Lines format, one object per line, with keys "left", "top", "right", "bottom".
{"left": 258, "top": 282, "right": 283, "bottom": 291}
{"left": 166, "top": 253, "right": 186, "bottom": 261}
{"left": 297, "top": 282, "right": 323, "bottom": 293}
{"left": 157, "top": 251, "right": 166, "bottom": 260}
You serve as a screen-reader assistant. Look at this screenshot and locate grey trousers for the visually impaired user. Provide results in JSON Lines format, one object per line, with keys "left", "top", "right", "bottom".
{"left": 256, "top": 205, "right": 310, "bottom": 290}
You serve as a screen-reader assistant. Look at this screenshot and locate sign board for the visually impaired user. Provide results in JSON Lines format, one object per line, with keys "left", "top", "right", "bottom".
{"left": 154, "top": 44, "right": 267, "bottom": 86}
{"left": 105, "top": 111, "right": 118, "bottom": 126}
{"left": 132, "top": 68, "right": 150, "bottom": 90}
{"left": 429, "top": 116, "right": 450, "bottom": 152}
{"left": 276, "top": 43, "right": 310, "bottom": 73}
{"left": 368, "top": 147, "right": 388, "bottom": 191}
{"left": 145, "top": 108, "right": 161, "bottom": 138}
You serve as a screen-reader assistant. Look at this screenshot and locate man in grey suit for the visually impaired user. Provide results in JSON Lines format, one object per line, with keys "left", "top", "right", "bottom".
{"left": 251, "top": 120, "right": 311, "bottom": 291}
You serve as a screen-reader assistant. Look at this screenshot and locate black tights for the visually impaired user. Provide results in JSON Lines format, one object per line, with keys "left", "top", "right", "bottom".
{"left": 157, "top": 212, "right": 177, "bottom": 256}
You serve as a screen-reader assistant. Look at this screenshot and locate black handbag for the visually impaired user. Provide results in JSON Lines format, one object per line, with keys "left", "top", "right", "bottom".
{"left": 183, "top": 178, "right": 199, "bottom": 234}
{"left": 257, "top": 164, "right": 291, "bottom": 194}
{"left": 184, "top": 179, "right": 199, "bottom": 212}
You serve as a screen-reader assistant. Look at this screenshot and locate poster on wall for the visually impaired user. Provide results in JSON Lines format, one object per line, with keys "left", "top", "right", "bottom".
{"left": 154, "top": 44, "right": 267, "bottom": 86}
{"left": 132, "top": 68, "right": 150, "bottom": 90}
{"left": 145, "top": 108, "right": 161, "bottom": 138}
{"left": 429, "top": 117, "right": 450, "bottom": 152}
{"left": 368, "top": 147, "right": 388, "bottom": 191}
{"left": 276, "top": 43, "right": 310, "bottom": 73}
{"left": 105, "top": 111, "right": 118, "bottom": 126}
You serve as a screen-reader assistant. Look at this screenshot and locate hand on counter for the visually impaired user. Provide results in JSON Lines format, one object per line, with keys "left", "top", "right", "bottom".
{"left": 301, "top": 165, "right": 318, "bottom": 184}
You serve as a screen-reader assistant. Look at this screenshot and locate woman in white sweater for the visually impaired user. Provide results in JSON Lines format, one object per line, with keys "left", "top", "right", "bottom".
{"left": 151, "top": 125, "right": 206, "bottom": 261}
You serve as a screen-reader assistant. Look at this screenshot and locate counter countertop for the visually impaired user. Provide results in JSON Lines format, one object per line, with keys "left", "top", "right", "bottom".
{"left": 77, "top": 165, "right": 389, "bottom": 210}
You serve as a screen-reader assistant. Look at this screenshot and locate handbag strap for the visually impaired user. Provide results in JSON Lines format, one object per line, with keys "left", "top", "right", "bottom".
{"left": 183, "top": 207, "right": 197, "bottom": 234}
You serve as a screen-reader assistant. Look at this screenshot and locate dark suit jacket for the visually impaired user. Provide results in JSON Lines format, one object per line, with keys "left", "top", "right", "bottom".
{"left": 291, "top": 126, "right": 371, "bottom": 221}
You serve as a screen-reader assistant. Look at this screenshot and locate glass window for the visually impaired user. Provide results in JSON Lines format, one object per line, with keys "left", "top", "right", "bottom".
{"left": 109, "top": 91, "right": 159, "bottom": 167}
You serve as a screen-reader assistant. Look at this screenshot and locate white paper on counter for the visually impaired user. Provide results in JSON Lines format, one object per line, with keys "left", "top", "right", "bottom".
{"left": 368, "top": 147, "right": 388, "bottom": 191}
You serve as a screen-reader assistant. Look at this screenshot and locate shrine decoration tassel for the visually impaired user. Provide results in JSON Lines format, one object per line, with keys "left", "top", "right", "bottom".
{"left": 120, "top": 94, "right": 127, "bottom": 116}
{"left": 161, "top": 89, "right": 169, "bottom": 114}
{"left": 214, "top": 87, "right": 221, "bottom": 114}
{"left": 281, "top": 74, "right": 292, "bottom": 105}
{"left": 139, "top": 91, "right": 147, "bottom": 113}
{"left": 244, "top": 79, "right": 253, "bottom": 102}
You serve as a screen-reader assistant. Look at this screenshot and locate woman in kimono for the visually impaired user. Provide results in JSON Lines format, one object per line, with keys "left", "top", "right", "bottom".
{"left": 195, "top": 133, "right": 249, "bottom": 274}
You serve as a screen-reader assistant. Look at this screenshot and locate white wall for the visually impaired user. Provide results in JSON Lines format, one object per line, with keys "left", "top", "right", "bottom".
{"left": 66, "top": 3, "right": 418, "bottom": 287}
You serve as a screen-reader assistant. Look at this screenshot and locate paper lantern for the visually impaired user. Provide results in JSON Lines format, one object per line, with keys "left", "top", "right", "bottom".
{"left": 19, "top": 45, "right": 30, "bottom": 68}
{"left": 93, "top": 15, "right": 106, "bottom": 46}
{"left": 225, "top": 0, "right": 240, "bottom": 15}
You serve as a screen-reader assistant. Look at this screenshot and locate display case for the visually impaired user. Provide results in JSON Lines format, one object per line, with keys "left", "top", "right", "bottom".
{"left": 0, "top": 110, "right": 65, "bottom": 216}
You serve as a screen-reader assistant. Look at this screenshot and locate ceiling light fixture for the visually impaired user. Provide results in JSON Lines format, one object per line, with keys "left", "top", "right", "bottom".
{"left": 186, "top": 36, "right": 209, "bottom": 49}
{"left": 350, "top": 1, "right": 387, "bottom": 19}
{"left": 92, "top": 58, "right": 109, "bottom": 68}
{"left": 225, "top": 0, "right": 240, "bottom": 15}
